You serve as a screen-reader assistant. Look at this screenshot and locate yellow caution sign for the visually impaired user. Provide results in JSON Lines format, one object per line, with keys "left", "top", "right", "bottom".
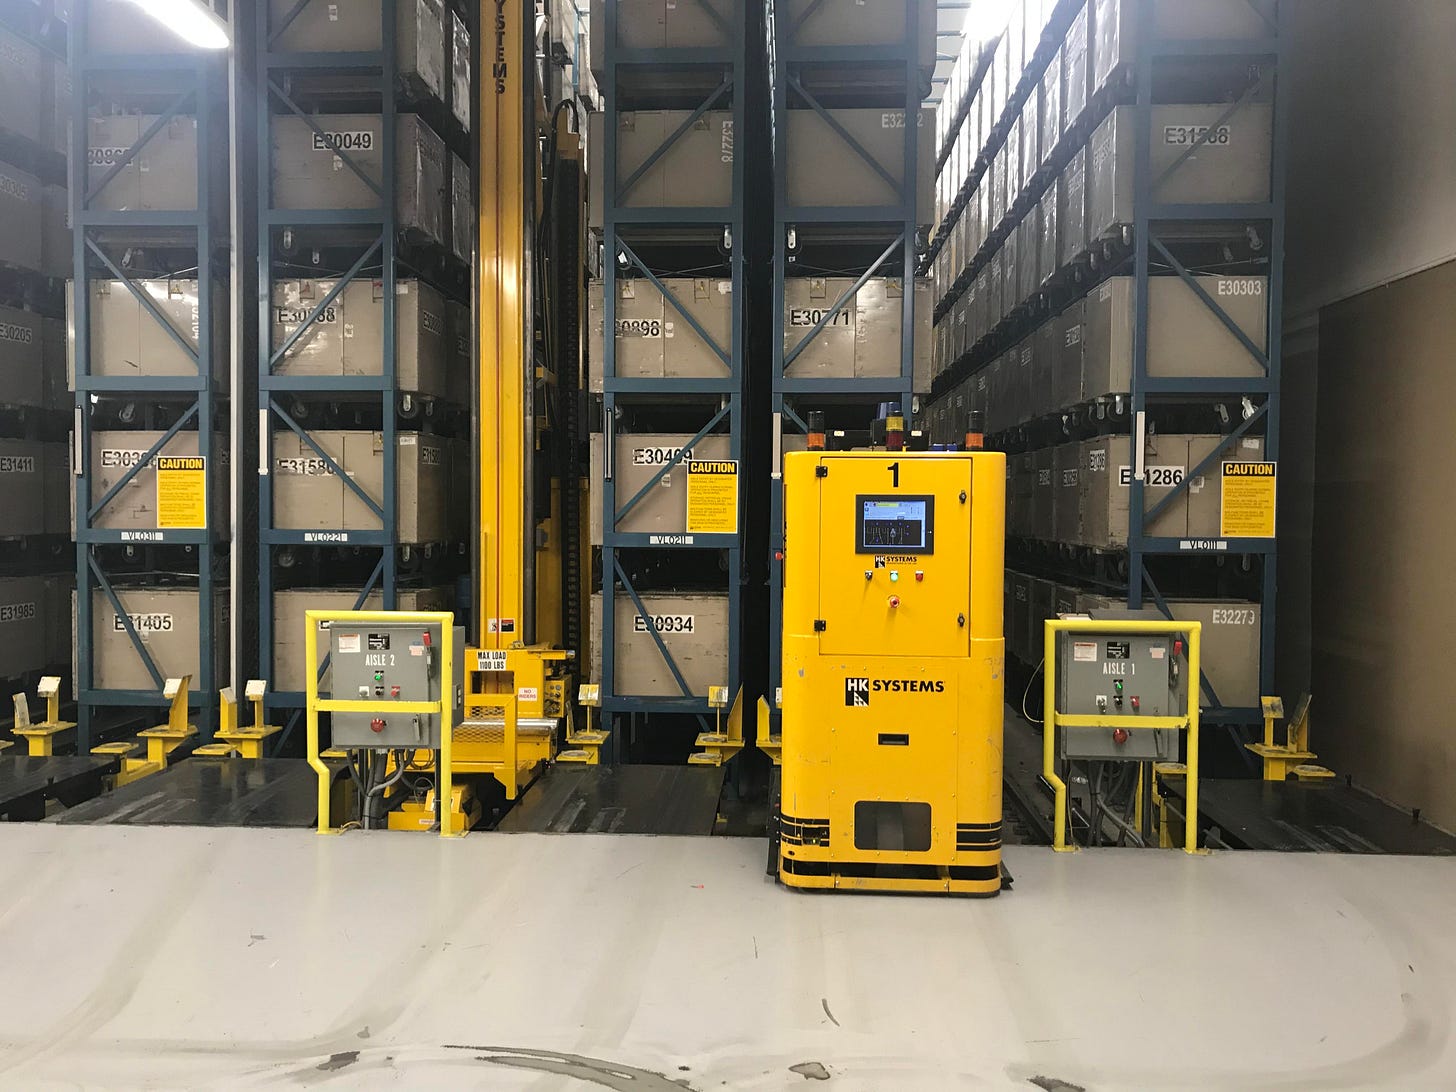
{"left": 1220, "top": 461, "right": 1276, "bottom": 538}
{"left": 685, "top": 459, "right": 738, "bottom": 535}
{"left": 156, "top": 456, "right": 207, "bottom": 529}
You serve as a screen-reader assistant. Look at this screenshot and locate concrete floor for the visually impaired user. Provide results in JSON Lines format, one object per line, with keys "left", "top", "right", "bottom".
{"left": 0, "top": 827, "right": 1452, "bottom": 1089}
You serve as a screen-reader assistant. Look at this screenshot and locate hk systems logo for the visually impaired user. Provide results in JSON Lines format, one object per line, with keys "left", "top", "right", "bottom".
{"left": 845, "top": 677, "right": 946, "bottom": 706}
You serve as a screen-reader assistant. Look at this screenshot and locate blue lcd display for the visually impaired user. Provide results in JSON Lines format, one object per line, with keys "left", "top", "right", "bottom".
{"left": 858, "top": 496, "right": 934, "bottom": 552}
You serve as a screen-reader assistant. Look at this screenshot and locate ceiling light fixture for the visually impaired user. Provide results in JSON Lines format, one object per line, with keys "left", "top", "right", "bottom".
{"left": 962, "top": 0, "right": 1014, "bottom": 46}
{"left": 121, "top": 0, "right": 230, "bottom": 50}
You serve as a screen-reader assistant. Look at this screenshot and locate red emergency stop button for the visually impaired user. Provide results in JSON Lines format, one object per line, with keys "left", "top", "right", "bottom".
{"left": 888, "top": 595, "right": 901, "bottom": 609}
{"left": 1112, "top": 728, "right": 1129, "bottom": 745}
{"left": 370, "top": 718, "right": 386, "bottom": 733}
{"left": 390, "top": 686, "right": 401, "bottom": 698}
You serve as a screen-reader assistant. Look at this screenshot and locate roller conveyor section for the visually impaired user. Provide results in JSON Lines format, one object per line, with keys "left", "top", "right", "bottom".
{"left": 497, "top": 764, "right": 727, "bottom": 836}
{"left": 0, "top": 756, "right": 120, "bottom": 821}
{"left": 51, "top": 759, "right": 342, "bottom": 829}
{"left": 1162, "top": 778, "right": 1456, "bottom": 856}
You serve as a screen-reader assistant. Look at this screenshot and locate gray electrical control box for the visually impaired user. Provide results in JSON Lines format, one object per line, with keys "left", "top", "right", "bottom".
{"left": 328, "top": 620, "right": 464, "bottom": 749}
{"left": 1056, "top": 609, "right": 1189, "bottom": 761}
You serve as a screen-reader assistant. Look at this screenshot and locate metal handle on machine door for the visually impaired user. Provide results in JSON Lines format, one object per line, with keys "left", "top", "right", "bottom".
{"left": 1171, "top": 639, "right": 1183, "bottom": 689}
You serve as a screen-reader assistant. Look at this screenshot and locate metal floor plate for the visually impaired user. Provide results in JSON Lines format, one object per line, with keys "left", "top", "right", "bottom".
{"left": 1166, "top": 777, "right": 1456, "bottom": 854}
{"left": 51, "top": 758, "right": 334, "bottom": 828}
{"left": 497, "top": 764, "right": 727, "bottom": 835}
{"left": 0, "top": 755, "right": 118, "bottom": 820}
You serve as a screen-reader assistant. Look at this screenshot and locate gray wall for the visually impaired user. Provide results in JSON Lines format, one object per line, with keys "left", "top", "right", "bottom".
{"left": 1283, "top": 0, "right": 1456, "bottom": 824}
{"left": 1286, "top": 0, "right": 1456, "bottom": 318}
{"left": 1312, "top": 262, "right": 1456, "bottom": 829}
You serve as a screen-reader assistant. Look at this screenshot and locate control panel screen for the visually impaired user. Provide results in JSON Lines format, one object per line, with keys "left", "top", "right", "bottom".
{"left": 857, "top": 495, "right": 935, "bottom": 554}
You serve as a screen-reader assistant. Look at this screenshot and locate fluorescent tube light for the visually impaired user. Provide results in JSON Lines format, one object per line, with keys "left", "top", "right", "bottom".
{"left": 121, "top": 0, "right": 231, "bottom": 50}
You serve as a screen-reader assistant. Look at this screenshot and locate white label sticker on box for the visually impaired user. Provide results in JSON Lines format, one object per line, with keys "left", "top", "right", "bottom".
{"left": 1164, "top": 124, "right": 1231, "bottom": 147}
{"left": 1073, "top": 641, "right": 1097, "bottom": 663}
{"left": 114, "top": 612, "right": 172, "bottom": 635}
{"left": 476, "top": 650, "right": 508, "bottom": 671}
{"left": 1119, "top": 466, "right": 1186, "bottom": 487}
{"left": 634, "top": 614, "right": 695, "bottom": 634}
{"left": 615, "top": 318, "right": 661, "bottom": 338}
{"left": 337, "top": 633, "right": 360, "bottom": 654}
{"left": 313, "top": 131, "right": 375, "bottom": 154}
{"left": 632, "top": 446, "right": 689, "bottom": 467}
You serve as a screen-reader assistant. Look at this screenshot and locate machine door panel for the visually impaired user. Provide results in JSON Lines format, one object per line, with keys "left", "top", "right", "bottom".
{"left": 817, "top": 456, "right": 972, "bottom": 658}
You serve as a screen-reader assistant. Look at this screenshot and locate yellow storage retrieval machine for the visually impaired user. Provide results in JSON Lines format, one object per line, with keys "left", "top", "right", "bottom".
{"left": 775, "top": 451, "right": 1006, "bottom": 896}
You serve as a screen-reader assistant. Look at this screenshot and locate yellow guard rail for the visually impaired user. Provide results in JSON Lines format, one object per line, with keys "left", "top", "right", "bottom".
{"left": 305, "top": 610, "right": 458, "bottom": 837}
{"left": 1043, "top": 617, "right": 1203, "bottom": 854}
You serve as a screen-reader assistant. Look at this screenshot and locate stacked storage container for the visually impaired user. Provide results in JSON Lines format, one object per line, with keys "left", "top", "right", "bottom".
{"left": 922, "top": 0, "right": 1282, "bottom": 721}
{"left": 68, "top": 3, "right": 231, "bottom": 737}
{"left": 586, "top": 0, "right": 746, "bottom": 758}
{"left": 256, "top": 0, "right": 474, "bottom": 714}
{"left": 766, "top": 0, "right": 940, "bottom": 719}
{"left": 0, "top": 6, "right": 72, "bottom": 705}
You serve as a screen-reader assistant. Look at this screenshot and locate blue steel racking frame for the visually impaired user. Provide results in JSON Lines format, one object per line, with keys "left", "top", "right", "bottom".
{"left": 766, "top": 0, "right": 925, "bottom": 713}
{"left": 69, "top": 6, "right": 227, "bottom": 748}
{"left": 597, "top": 0, "right": 748, "bottom": 744}
{"left": 1124, "top": 0, "right": 1285, "bottom": 728}
{"left": 254, "top": 0, "right": 402, "bottom": 723}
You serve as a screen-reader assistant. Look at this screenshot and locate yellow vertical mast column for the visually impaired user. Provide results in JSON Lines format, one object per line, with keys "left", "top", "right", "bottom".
{"left": 463, "top": 1, "right": 590, "bottom": 794}
{"left": 478, "top": 0, "right": 532, "bottom": 648}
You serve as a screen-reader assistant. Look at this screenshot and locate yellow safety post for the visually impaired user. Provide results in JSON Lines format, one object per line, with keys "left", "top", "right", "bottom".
{"left": 758, "top": 696, "right": 780, "bottom": 765}
{"left": 691, "top": 686, "right": 747, "bottom": 766}
{"left": 305, "top": 611, "right": 457, "bottom": 837}
{"left": 95, "top": 676, "right": 197, "bottom": 785}
{"left": 558, "top": 684, "right": 609, "bottom": 764}
{"left": 1247, "top": 694, "right": 1333, "bottom": 781}
{"left": 13, "top": 677, "right": 75, "bottom": 757}
{"left": 1151, "top": 762, "right": 1187, "bottom": 849}
{"left": 204, "top": 681, "right": 283, "bottom": 759}
{"left": 1043, "top": 619, "right": 1204, "bottom": 855}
